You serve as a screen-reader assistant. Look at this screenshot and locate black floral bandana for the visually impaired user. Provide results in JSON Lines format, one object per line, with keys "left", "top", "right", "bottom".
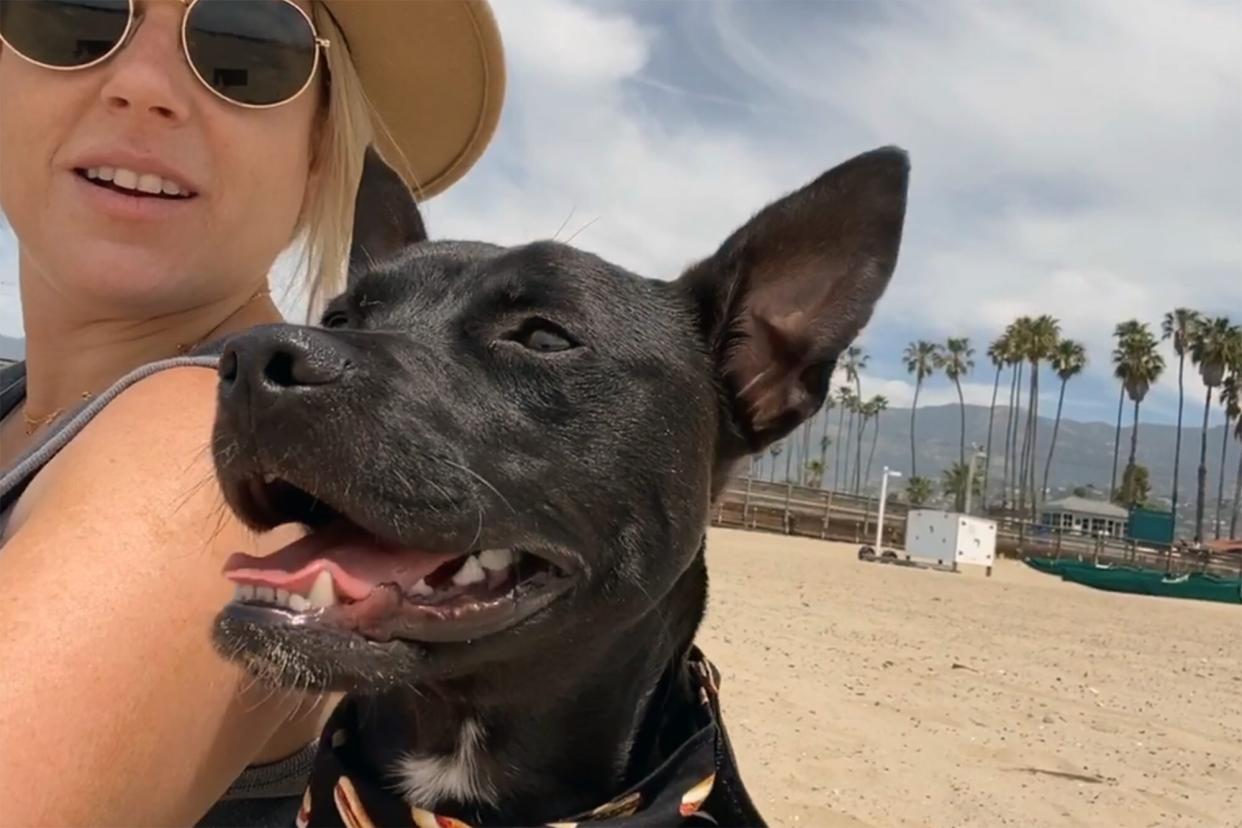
{"left": 294, "top": 647, "right": 766, "bottom": 828}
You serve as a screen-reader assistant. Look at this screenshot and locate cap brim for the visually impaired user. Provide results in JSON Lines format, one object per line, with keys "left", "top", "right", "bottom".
{"left": 321, "top": 0, "right": 505, "bottom": 200}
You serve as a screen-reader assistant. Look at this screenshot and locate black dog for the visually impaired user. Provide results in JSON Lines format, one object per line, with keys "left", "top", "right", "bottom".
{"left": 208, "top": 145, "right": 910, "bottom": 827}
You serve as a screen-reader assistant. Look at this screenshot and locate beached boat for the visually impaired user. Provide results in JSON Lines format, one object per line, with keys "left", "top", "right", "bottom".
{"left": 1024, "top": 557, "right": 1242, "bottom": 605}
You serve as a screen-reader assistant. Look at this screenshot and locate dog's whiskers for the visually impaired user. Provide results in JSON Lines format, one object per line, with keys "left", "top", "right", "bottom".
{"left": 462, "top": 500, "right": 485, "bottom": 558}
{"left": 564, "top": 215, "right": 601, "bottom": 245}
{"left": 439, "top": 457, "right": 514, "bottom": 514}
{"left": 552, "top": 203, "right": 577, "bottom": 241}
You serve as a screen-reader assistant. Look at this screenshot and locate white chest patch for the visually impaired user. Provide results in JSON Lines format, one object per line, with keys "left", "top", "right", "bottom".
{"left": 392, "top": 719, "right": 497, "bottom": 809}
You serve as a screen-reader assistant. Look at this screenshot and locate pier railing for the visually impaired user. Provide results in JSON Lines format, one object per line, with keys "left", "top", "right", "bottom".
{"left": 710, "top": 476, "right": 1242, "bottom": 579}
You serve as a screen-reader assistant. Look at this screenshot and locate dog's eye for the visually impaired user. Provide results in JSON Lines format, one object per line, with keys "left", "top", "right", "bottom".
{"left": 322, "top": 310, "right": 350, "bottom": 329}
{"left": 511, "top": 319, "right": 577, "bottom": 353}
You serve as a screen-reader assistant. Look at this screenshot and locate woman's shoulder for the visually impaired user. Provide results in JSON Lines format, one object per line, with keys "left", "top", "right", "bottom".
{"left": 0, "top": 363, "right": 328, "bottom": 826}
{"left": 72, "top": 362, "right": 221, "bottom": 454}
{"left": 5, "top": 363, "right": 222, "bottom": 534}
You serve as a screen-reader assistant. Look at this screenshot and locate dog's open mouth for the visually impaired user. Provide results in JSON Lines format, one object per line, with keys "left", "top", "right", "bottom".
{"left": 220, "top": 476, "right": 574, "bottom": 644}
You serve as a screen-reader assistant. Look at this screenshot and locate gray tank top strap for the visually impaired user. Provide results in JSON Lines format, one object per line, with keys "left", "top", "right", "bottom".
{"left": 0, "top": 342, "right": 322, "bottom": 823}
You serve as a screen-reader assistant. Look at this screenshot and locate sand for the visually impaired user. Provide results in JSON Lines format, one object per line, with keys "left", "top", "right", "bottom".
{"left": 695, "top": 528, "right": 1242, "bottom": 827}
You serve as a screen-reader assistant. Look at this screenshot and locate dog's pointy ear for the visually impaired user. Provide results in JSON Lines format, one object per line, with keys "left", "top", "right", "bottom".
{"left": 348, "top": 145, "right": 428, "bottom": 282}
{"left": 676, "top": 145, "right": 910, "bottom": 453}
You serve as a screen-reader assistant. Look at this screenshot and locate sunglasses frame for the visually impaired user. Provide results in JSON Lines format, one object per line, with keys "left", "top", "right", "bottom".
{"left": 0, "top": 0, "right": 331, "bottom": 109}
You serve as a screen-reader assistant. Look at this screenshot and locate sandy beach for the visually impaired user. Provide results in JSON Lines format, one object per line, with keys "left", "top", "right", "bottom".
{"left": 696, "top": 528, "right": 1242, "bottom": 827}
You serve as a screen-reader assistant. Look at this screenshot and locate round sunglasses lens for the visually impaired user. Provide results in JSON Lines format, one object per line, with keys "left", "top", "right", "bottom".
{"left": 0, "top": 0, "right": 129, "bottom": 68}
{"left": 184, "top": 0, "right": 317, "bottom": 107}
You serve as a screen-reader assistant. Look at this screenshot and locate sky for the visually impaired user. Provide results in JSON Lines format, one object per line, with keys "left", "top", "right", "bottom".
{"left": 2, "top": 0, "right": 1239, "bottom": 428}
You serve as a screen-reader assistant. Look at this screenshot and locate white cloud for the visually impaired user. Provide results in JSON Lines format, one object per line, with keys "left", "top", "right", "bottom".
{"left": 421, "top": 0, "right": 799, "bottom": 284}
{"left": 493, "top": 0, "right": 652, "bottom": 86}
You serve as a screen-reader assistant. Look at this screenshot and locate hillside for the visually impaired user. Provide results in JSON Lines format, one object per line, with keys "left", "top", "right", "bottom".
{"left": 0, "top": 334, "right": 21, "bottom": 362}
{"left": 756, "top": 401, "right": 1236, "bottom": 507}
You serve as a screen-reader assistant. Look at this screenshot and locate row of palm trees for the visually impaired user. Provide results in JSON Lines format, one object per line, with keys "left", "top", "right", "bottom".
{"left": 903, "top": 316, "right": 1074, "bottom": 520}
{"left": 910, "top": 311, "right": 1241, "bottom": 542}
{"left": 753, "top": 309, "right": 1242, "bottom": 543}
{"left": 1157, "top": 312, "right": 1242, "bottom": 541}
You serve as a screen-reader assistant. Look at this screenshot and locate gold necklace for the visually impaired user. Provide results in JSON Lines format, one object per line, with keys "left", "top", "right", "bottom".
{"left": 22, "top": 391, "right": 95, "bottom": 435}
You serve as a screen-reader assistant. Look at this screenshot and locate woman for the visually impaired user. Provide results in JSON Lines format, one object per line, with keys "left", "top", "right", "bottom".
{"left": 0, "top": 0, "right": 505, "bottom": 824}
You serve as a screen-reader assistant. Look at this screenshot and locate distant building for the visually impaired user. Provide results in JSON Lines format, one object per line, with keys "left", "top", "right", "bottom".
{"left": 1040, "top": 496, "right": 1129, "bottom": 538}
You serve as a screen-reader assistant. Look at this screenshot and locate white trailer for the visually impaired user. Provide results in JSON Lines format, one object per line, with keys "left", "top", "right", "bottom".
{"left": 903, "top": 509, "right": 998, "bottom": 573}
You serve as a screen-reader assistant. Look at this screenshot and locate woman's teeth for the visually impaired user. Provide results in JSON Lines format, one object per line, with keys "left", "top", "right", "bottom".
{"left": 83, "top": 166, "right": 189, "bottom": 197}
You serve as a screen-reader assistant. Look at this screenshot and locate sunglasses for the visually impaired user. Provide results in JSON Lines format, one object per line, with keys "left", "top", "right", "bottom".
{"left": 0, "top": 0, "right": 330, "bottom": 108}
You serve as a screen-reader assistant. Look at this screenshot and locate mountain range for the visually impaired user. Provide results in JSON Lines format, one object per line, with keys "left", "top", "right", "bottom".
{"left": 753, "top": 401, "right": 1238, "bottom": 509}
{"left": 0, "top": 334, "right": 22, "bottom": 362}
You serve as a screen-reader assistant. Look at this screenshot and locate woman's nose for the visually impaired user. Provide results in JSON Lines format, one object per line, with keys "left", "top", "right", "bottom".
{"left": 97, "top": 6, "right": 194, "bottom": 126}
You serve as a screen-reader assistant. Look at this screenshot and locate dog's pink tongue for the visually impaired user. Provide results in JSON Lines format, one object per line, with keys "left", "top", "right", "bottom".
{"left": 222, "top": 523, "right": 463, "bottom": 601}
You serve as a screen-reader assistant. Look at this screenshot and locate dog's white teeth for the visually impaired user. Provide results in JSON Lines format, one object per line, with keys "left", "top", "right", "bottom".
{"left": 478, "top": 548, "right": 514, "bottom": 571}
{"left": 307, "top": 570, "right": 337, "bottom": 608}
{"left": 452, "top": 554, "right": 487, "bottom": 586}
{"left": 410, "top": 577, "right": 433, "bottom": 596}
{"left": 233, "top": 582, "right": 318, "bottom": 611}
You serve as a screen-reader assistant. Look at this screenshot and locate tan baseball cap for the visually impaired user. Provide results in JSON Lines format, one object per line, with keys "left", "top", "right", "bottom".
{"left": 321, "top": 0, "right": 506, "bottom": 200}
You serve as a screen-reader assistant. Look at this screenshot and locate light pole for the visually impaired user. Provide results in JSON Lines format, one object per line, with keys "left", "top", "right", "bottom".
{"left": 875, "top": 466, "right": 904, "bottom": 552}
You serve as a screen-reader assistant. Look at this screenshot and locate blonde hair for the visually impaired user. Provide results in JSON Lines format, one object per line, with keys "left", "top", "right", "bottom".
{"left": 284, "top": 4, "right": 377, "bottom": 321}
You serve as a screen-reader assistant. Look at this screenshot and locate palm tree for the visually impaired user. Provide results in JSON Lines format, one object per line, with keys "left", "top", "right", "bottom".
{"left": 1162, "top": 309, "right": 1202, "bottom": 522}
{"left": 863, "top": 395, "right": 890, "bottom": 488}
{"left": 1000, "top": 322, "right": 1026, "bottom": 511}
{"left": 768, "top": 442, "right": 782, "bottom": 483}
{"left": 1230, "top": 397, "right": 1242, "bottom": 540}
{"left": 1109, "top": 320, "right": 1147, "bottom": 499}
{"left": 1042, "top": 339, "right": 1087, "bottom": 498}
{"left": 1018, "top": 315, "right": 1060, "bottom": 518}
{"left": 982, "top": 334, "right": 1010, "bottom": 509}
{"left": 1216, "top": 370, "right": 1240, "bottom": 538}
{"left": 903, "top": 340, "right": 943, "bottom": 480}
{"left": 804, "top": 459, "right": 825, "bottom": 488}
{"left": 833, "top": 386, "right": 853, "bottom": 490}
{"left": 783, "top": 435, "right": 794, "bottom": 483}
{"left": 817, "top": 395, "right": 835, "bottom": 488}
{"left": 1189, "top": 316, "right": 1240, "bottom": 542}
{"left": 936, "top": 337, "right": 975, "bottom": 476}
{"left": 854, "top": 399, "right": 874, "bottom": 496}
{"left": 840, "top": 346, "right": 869, "bottom": 493}
{"left": 819, "top": 435, "right": 831, "bottom": 486}
{"left": 905, "top": 476, "right": 933, "bottom": 507}
{"left": 942, "top": 461, "right": 984, "bottom": 506}
{"left": 799, "top": 415, "right": 815, "bottom": 485}
{"left": 841, "top": 392, "right": 858, "bottom": 491}
{"left": 1113, "top": 322, "right": 1165, "bottom": 503}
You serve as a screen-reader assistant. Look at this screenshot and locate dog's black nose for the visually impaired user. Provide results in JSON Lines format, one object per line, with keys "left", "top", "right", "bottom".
{"left": 219, "top": 325, "right": 352, "bottom": 402}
